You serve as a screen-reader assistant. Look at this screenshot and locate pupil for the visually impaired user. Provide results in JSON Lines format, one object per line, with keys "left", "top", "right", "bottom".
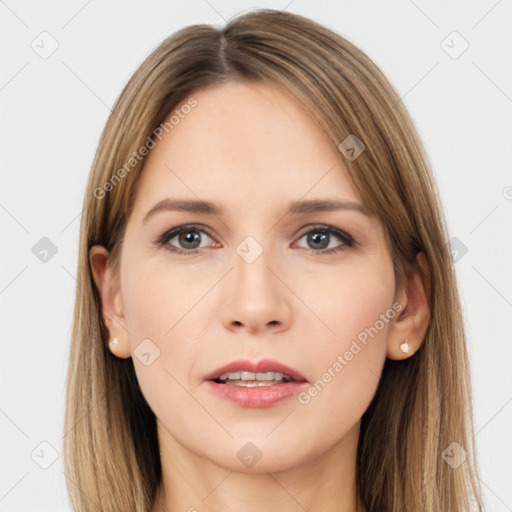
{"left": 180, "top": 230, "right": 200, "bottom": 249}
{"left": 310, "top": 231, "right": 328, "bottom": 249}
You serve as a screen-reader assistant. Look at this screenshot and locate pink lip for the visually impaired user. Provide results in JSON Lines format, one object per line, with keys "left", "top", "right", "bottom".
{"left": 203, "top": 358, "right": 309, "bottom": 409}
{"left": 205, "top": 380, "right": 309, "bottom": 408}
{"left": 203, "top": 358, "right": 308, "bottom": 383}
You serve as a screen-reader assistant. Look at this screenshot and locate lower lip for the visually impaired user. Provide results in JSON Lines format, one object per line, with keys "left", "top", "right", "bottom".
{"left": 205, "top": 380, "right": 309, "bottom": 408}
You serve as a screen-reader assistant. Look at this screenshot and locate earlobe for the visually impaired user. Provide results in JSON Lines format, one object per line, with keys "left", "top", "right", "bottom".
{"left": 107, "top": 336, "right": 131, "bottom": 359}
{"left": 386, "top": 252, "right": 431, "bottom": 360}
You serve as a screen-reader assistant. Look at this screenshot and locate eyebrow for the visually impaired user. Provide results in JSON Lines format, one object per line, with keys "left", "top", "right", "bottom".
{"left": 143, "top": 198, "right": 370, "bottom": 223}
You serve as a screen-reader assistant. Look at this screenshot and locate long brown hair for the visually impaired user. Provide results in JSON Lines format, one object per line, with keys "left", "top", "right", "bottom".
{"left": 63, "top": 8, "right": 485, "bottom": 511}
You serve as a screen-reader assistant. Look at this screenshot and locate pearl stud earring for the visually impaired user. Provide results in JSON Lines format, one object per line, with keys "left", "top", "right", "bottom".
{"left": 399, "top": 339, "right": 410, "bottom": 354}
{"left": 108, "top": 338, "right": 119, "bottom": 351}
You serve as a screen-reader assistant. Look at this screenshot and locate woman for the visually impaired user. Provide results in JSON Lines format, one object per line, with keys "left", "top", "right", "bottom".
{"left": 64, "top": 8, "right": 485, "bottom": 512}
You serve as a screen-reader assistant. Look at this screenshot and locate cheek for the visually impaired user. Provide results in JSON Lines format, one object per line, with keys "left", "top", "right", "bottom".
{"left": 296, "top": 259, "right": 395, "bottom": 421}
{"left": 120, "top": 262, "right": 206, "bottom": 427}
{"left": 124, "top": 280, "right": 172, "bottom": 338}
{"left": 121, "top": 256, "right": 200, "bottom": 346}
{"left": 119, "top": 259, "right": 199, "bottom": 405}
{"left": 296, "top": 252, "right": 396, "bottom": 345}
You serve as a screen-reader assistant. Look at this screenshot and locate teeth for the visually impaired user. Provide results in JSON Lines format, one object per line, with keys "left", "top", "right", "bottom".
{"left": 217, "top": 370, "right": 293, "bottom": 383}
{"left": 226, "top": 381, "right": 281, "bottom": 387}
{"left": 219, "top": 371, "right": 241, "bottom": 380}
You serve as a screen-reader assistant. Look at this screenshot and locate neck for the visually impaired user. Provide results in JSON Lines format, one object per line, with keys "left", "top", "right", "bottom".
{"left": 153, "top": 421, "right": 363, "bottom": 512}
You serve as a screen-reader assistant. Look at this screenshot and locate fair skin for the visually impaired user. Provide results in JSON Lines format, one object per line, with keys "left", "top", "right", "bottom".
{"left": 90, "top": 81, "right": 430, "bottom": 512}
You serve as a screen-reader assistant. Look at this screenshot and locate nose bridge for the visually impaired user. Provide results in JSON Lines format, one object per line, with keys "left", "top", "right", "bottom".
{"left": 232, "top": 233, "right": 277, "bottom": 297}
{"left": 236, "top": 233, "right": 267, "bottom": 267}
{"left": 221, "top": 231, "right": 291, "bottom": 333}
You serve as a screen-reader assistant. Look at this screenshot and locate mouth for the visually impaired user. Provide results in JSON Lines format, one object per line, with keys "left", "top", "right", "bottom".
{"left": 203, "top": 359, "right": 309, "bottom": 408}
{"left": 213, "top": 370, "right": 296, "bottom": 387}
{"left": 204, "top": 358, "right": 308, "bottom": 385}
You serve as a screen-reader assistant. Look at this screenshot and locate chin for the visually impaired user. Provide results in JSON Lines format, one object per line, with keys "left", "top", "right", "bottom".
{"left": 201, "top": 435, "right": 318, "bottom": 474}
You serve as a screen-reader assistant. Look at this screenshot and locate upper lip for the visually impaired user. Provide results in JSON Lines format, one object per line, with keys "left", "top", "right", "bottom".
{"left": 204, "top": 358, "right": 308, "bottom": 382}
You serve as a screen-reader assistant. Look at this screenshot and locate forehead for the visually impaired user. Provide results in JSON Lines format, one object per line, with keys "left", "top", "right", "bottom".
{"left": 132, "top": 80, "right": 363, "bottom": 217}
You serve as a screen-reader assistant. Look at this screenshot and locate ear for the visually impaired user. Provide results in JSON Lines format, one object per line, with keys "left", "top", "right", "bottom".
{"left": 89, "top": 245, "right": 131, "bottom": 359}
{"left": 386, "top": 252, "right": 431, "bottom": 360}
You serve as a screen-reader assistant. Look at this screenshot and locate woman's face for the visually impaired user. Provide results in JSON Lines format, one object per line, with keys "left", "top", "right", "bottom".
{"left": 114, "top": 81, "right": 400, "bottom": 472}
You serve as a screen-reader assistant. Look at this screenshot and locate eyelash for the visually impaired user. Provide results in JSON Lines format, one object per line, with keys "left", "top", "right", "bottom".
{"left": 154, "top": 223, "right": 356, "bottom": 256}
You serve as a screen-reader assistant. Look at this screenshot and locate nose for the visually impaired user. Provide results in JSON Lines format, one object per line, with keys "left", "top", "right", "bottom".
{"left": 221, "top": 240, "right": 292, "bottom": 335}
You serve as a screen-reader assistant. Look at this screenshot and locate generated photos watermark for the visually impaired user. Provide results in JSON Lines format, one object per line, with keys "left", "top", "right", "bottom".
{"left": 298, "top": 301, "right": 403, "bottom": 405}
{"left": 93, "top": 97, "right": 198, "bottom": 199}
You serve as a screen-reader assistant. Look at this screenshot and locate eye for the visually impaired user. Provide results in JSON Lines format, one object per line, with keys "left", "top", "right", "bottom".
{"left": 294, "top": 225, "right": 355, "bottom": 254}
{"left": 155, "top": 224, "right": 216, "bottom": 254}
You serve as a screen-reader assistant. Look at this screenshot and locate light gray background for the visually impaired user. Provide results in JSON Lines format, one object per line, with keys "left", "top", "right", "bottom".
{"left": 1, "top": 1, "right": 511, "bottom": 510}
